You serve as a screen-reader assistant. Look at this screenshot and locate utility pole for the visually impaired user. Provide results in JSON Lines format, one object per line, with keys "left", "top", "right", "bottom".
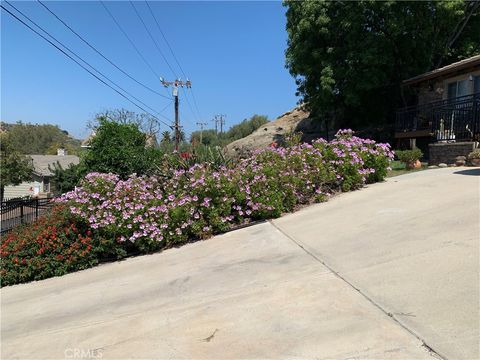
{"left": 212, "top": 117, "right": 218, "bottom": 134}
{"left": 215, "top": 114, "right": 226, "bottom": 134}
{"left": 160, "top": 77, "right": 191, "bottom": 151}
{"left": 196, "top": 122, "right": 207, "bottom": 145}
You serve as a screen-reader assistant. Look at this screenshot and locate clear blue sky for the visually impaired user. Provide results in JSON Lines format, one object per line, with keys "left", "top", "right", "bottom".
{"left": 1, "top": 1, "right": 299, "bottom": 139}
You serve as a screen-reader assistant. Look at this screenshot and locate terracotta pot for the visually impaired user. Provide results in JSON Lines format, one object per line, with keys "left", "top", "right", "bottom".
{"left": 406, "top": 159, "right": 422, "bottom": 169}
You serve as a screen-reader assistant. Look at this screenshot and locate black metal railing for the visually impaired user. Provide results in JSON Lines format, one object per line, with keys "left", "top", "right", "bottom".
{"left": 1, "top": 197, "right": 54, "bottom": 234}
{"left": 395, "top": 92, "right": 480, "bottom": 141}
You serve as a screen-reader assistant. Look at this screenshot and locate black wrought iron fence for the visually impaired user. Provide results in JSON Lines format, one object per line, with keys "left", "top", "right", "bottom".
{"left": 395, "top": 92, "right": 480, "bottom": 142}
{"left": 1, "top": 198, "right": 54, "bottom": 235}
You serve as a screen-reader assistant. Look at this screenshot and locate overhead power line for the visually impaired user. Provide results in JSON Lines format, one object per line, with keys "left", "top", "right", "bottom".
{"left": 100, "top": 1, "right": 161, "bottom": 81}
{"left": 5, "top": 1, "right": 169, "bottom": 122}
{"left": 144, "top": 1, "right": 203, "bottom": 122}
{"left": 129, "top": 1, "right": 177, "bottom": 79}
{"left": 1, "top": 2, "right": 173, "bottom": 129}
{"left": 37, "top": 0, "right": 172, "bottom": 100}
{"left": 144, "top": 1, "right": 186, "bottom": 79}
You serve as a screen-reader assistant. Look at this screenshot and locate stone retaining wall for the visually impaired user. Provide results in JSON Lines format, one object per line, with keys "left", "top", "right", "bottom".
{"left": 428, "top": 142, "right": 476, "bottom": 165}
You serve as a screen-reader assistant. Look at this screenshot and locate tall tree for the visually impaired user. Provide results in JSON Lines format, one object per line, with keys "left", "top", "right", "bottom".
{"left": 284, "top": 1, "right": 480, "bottom": 129}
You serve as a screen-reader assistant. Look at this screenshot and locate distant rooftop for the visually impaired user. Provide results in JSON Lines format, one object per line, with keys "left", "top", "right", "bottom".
{"left": 403, "top": 55, "right": 480, "bottom": 86}
{"left": 28, "top": 155, "right": 80, "bottom": 177}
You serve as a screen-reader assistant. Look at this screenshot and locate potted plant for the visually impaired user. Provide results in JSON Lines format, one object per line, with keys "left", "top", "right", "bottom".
{"left": 467, "top": 149, "right": 480, "bottom": 167}
{"left": 396, "top": 148, "right": 423, "bottom": 169}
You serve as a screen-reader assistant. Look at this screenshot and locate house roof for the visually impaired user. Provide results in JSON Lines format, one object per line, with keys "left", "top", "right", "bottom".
{"left": 403, "top": 55, "right": 480, "bottom": 86}
{"left": 28, "top": 155, "right": 80, "bottom": 177}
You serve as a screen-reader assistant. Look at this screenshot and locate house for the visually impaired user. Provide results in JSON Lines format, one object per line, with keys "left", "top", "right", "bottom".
{"left": 3, "top": 149, "right": 80, "bottom": 199}
{"left": 395, "top": 55, "right": 480, "bottom": 164}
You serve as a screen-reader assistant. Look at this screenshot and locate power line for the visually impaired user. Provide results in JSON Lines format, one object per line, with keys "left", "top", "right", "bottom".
{"left": 144, "top": 1, "right": 203, "bottom": 121}
{"left": 189, "top": 89, "right": 203, "bottom": 121}
{"left": 144, "top": 1, "right": 186, "bottom": 79}
{"left": 1, "top": 2, "right": 173, "bottom": 129}
{"left": 131, "top": 1, "right": 200, "bottom": 127}
{"left": 37, "top": 0, "right": 172, "bottom": 100}
{"left": 100, "top": 1, "right": 161, "bottom": 80}
{"left": 5, "top": 0, "right": 167, "bottom": 121}
{"left": 129, "top": 1, "right": 177, "bottom": 79}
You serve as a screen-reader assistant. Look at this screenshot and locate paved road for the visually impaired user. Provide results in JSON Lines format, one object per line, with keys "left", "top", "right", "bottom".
{"left": 1, "top": 167, "right": 478, "bottom": 359}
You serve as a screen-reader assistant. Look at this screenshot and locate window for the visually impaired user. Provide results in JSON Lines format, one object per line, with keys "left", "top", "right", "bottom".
{"left": 447, "top": 79, "right": 469, "bottom": 99}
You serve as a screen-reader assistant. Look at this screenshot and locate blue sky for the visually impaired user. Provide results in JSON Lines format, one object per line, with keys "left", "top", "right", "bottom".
{"left": 1, "top": 1, "right": 299, "bottom": 139}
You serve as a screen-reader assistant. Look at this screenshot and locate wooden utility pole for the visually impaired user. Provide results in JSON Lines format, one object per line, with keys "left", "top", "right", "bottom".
{"left": 160, "top": 77, "right": 191, "bottom": 151}
{"left": 196, "top": 122, "right": 207, "bottom": 145}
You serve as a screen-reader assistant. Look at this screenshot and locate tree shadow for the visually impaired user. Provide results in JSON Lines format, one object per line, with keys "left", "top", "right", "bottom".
{"left": 453, "top": 168, "right": 480, "bottom": 176}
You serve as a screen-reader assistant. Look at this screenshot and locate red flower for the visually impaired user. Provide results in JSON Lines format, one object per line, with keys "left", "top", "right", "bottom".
{"left": 180, "top": 152, "right": 190, "bottom": 159}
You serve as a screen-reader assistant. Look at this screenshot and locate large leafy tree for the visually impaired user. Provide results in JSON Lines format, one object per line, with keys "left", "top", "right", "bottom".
{"left": 0, "top": 134, "right": 33, "bottom": 200}
{"left": 83, "top": 117, "right": 160, "bottom": 178}
{"left": 284, "top": 1, "right": 480, "bottom": 129}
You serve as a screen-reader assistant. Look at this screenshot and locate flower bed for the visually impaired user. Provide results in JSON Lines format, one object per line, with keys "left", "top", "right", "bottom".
{"left": 0, "top": 205, "right": 121, "bottom": 286}
{"left": 1, "top": 130, "right": 393, "bottom": 285}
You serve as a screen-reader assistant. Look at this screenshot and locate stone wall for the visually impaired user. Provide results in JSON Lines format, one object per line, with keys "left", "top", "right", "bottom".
{"left": 428, "top": 142, "right": 476, "bottom": 165}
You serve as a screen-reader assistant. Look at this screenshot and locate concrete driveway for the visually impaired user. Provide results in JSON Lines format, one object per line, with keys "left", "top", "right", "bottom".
{"left": 1, "top": 167, "right": 478, "bottom": 360}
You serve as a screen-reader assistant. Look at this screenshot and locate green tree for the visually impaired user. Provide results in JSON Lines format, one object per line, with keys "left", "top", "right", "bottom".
{"left": 190, "top": 115, "right": 269, "bottom": 146}
{"left": 48, "top": 162, "right": 84, "bottom": 195}
{"left": 226, "top": 115, "right": 269, "bottom": 141}
{"left": 0, "top": 134, "right": 33, "bottom": 200}
{"left": 82, "top": 117, "right": 160, "bottom": 178}
{"left": 284, "top": 1, "right": 480, "bottom": 129}
{"left": 160, "top": 131, "right": 172, "bottom": 144}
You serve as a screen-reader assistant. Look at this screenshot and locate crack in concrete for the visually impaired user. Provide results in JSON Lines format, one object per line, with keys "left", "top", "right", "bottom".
{"left": 201, "top": 328, "right": 218, "bottom": 342}
{"left": 269, "top": 220, "right": 447, "bottom": 360}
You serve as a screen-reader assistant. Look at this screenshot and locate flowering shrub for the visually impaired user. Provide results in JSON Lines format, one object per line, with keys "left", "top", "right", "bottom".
{"left": 0, "top": 205, "right": 121, "bottom": 286}
{"left": 59, "top": 130, "right": 393, "bottom": 252}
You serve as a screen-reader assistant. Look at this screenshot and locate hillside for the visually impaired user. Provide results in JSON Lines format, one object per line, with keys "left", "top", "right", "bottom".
{"left": 0, "top": 122, "right": 82, "bottom": 155}
{"left": 226, "top": 107, "right": 326, "bottom": 156}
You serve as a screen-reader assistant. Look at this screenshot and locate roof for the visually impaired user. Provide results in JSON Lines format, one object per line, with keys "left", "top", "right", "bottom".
{"left": 28, "top": 155, "right": 80, "bottom": 176}
{"left": 403, "top": 55, "right": 480, "bottom": 86}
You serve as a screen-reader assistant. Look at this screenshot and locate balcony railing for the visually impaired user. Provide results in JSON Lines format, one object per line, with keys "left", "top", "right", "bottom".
{"left": 395, "top": 92, "right": 480, "bottom": 141}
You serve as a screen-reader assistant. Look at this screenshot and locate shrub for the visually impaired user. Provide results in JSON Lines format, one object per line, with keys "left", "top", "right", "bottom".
{"left": 395, "top": 148, "right": 423, "bottom": 164}
{"left": 0, "top": 205, "right": 123, "bottom": 286}
{"left": 467, "top": 149, "right": 480, "bottom": 160}
{"left": 59, "top": 130, "right": 393, "bottom": 252}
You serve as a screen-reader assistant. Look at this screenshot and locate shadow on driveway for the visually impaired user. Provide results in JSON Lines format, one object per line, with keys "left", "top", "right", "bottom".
{"left": 453, "top": 168, "right": 480, "bottom": 176}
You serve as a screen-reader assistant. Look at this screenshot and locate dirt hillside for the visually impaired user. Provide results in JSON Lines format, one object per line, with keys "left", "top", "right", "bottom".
{"left": 226, "top": 107, "right": 326, "bottom": 156}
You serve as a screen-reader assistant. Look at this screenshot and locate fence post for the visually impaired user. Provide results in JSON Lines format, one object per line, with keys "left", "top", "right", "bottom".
{"left": 20, "top": 203, "right": 24, "bottom": 224}
{"left": 35, "top": 199, "right": 39, "bottom": 219}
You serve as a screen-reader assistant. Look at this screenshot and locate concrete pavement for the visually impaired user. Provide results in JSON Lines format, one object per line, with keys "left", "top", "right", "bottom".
{"left": 1, "top": 167, "right": 478, "bottom": 359}
{"left": 274, "top": 167, "right": 479, "bottom": 360}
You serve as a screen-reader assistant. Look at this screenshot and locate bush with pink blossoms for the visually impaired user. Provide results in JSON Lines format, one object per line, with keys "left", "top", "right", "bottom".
{"left": 58, "top": 130, "right": 394, "bottom": 253}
